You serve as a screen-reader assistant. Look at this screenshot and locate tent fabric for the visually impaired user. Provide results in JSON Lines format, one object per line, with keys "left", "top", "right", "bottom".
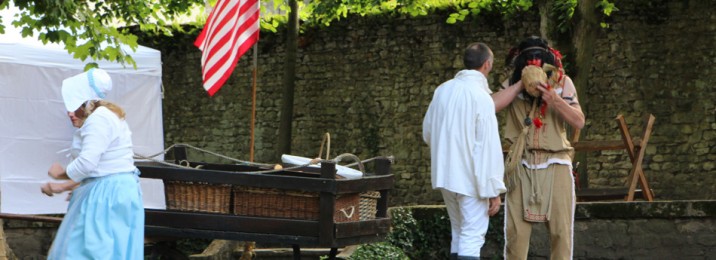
{"left": 0, "top": 24, "right": 167, "bottom": 214}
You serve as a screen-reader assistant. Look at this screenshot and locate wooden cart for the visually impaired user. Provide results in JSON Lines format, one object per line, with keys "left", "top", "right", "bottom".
{"left": 137, "top": 150, "right": 394, "bottom": 259}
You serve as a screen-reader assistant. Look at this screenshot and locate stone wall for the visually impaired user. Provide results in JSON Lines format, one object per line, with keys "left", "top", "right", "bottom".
{"left": 142, "top": 0, "right": 716, "bottom": 205}
{"left": 403, "top": 200, "right": 716, "bottom": 259}
{"left": 3, "top": 220, "right": 56, "bottom": 259}
{"left": 581, "top": 0, "right": 716, "bottom": 199}
{"left": 147, "top": 10, "right": 540, "bottom": 206}
{"left": 570, "top": 201, "right": 716, "bottom": 259}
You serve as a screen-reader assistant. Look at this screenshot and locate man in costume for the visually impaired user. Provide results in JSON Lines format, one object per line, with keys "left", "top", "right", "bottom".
{"left": 492, "top": 36, "right": 585, "bottom": 260}
{"left": 422, "top": 42, "right": 506, "bottom": 260}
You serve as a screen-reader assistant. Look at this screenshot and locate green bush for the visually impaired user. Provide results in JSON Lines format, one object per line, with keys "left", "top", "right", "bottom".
{"left": 348, "top": 242, "right": 409, "bottom": 260}
{"left": 345, "top": 206, "right": 505, "bottom": 259}
{"left": 389, "top": 206, "right": 451, "bottom": 259}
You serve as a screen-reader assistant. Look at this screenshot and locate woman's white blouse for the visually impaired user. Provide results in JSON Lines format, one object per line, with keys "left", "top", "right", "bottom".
{"left": 66, "top": 106, "right": 136, "bottom": 182}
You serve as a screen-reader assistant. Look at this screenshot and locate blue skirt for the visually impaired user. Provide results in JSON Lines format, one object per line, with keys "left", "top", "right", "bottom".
{"left": 48, "top": 170, "right": 144, "bottom": 260}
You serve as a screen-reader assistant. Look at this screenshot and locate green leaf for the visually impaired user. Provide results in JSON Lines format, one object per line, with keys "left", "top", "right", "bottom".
{"left": 83, "top": 62, "right": 99, "bottom": 71}
{"left": 20, "top": 27, "right": 34, "bottom": 38}
{"left": 105, "top": 46, "right": 120, "bottom": 61}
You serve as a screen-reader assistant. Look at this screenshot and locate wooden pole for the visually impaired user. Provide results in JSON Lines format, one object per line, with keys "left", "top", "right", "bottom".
{"left": 242, "top": 38, "right": 259, "bottom": 260}
{"left": 249, "top": 44, "right": 258, "bottom": 162}
{"left": 0, "top": 213, "right": 62, "bottom": 223}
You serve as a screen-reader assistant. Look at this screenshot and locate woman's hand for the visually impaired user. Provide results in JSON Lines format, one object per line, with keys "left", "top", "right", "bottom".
{"left": 41, "top": 182, "right": 65, "bottom": 196}
{"left": 48, "top": 163, "right": 68, "bottom": 180}
{"left": 41, "top": 181, "right": 78, "bottom": 200}
{"left": 41, "top": 183, "right": 55, "bottom": 197}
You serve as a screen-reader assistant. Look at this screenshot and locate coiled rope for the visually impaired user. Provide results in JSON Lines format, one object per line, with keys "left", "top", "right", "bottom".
{"left": 133, "top": 143, "right": 394, "bottom": 175}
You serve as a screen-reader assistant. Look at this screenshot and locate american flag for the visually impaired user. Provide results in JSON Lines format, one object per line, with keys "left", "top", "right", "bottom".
{"left": 195, "top": 0, "right": 260, "bottom": 96}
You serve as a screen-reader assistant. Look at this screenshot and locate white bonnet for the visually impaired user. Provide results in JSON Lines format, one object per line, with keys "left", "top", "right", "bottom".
{"left": 61, "top": 68, "right": 112, "bottom": 112}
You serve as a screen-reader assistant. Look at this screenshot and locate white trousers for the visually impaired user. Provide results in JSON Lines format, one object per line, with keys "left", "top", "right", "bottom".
{"left": 441, "top": 189, "right": 490, "bottom": 258}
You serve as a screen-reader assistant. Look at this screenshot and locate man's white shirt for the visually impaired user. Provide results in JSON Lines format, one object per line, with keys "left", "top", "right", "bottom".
{"left": 423, "top": 70, "right": 506, "bottom": 199}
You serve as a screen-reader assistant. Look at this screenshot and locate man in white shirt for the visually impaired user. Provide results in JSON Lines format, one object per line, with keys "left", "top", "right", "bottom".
{"left": 422, "top": 42, "right": 507, "bottom": 260}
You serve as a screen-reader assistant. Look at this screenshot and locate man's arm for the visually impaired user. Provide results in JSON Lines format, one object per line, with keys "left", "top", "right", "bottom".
{"left": 536, "top": 76, "right": 585, "bottom": 129}
{"left": 422, "top": 107, "right": 432, "bottom": 146}
{"left": 492, "top": 80, "right": 523, "bottom": 112}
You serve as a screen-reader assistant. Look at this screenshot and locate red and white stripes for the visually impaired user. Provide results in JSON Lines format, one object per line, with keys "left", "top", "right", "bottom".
{"left": 195, "top": 0, "right": 260, "bottom": 96}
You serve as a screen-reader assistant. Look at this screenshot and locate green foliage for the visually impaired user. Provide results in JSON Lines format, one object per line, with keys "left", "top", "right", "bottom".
{"left": 293, "top": 0, "right": 616, "bottom": 34}
{"left": 347, "top": 242, "right": 410, "bottom": 260}
{"left": 260, "top": 16, "right": 283, "bottom": 33}
{"left": 596, "top": 0, "right": 618, "bottom": 28}
{"left": 347, "top": 206, "right": 506, "bottom": 259}
{"left": 597, "top": 0, "right": 618, "bottom": 16}
{"left": 386, "top": 207, "right": 420, "bottom": 253}
{"left": 549, "top": 0, "right": 619, "bottom": 30}
{"left": 83, "top": 62, "right": 99, "bottom": 71}
{"left": 353, "top": 206, "right": 451, "bottom": 259}
{"left": 1, "top": 0, "right": 205, "bottom": 68}
{"left": 446, "top": 0, "right": 530, "bottom": 24}
{"left": 406, "top": 207, "right": 452, "bottom": 259}
{"left": 0, "top": 0, "right": 617, "bottom": 69}
{"left": 553, "top": 0, "right": 577, "bottom": 33}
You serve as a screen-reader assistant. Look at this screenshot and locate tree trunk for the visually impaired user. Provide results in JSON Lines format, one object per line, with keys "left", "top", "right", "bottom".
{"left": 570, "top": 0, "right": 601, "bottom": 189}
{"left": 536, "top": 0, "right": 570, "bottom": 51}
{"left": 572, "top": 0, "right": 600, "bottom": 95}
{"left": 535, "top": 0, "right": 600, "bottom": 189}
{"left": 536, "top": 0, "right": 556, "bottom": 42}
{"left": 276, "top": 0, "right": 299, "bottom": 160}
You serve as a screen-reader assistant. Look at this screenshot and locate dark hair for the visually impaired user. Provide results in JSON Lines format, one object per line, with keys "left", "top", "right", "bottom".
{"left": 463, "top": 42, "right": 492, "bottom": 70}
{"left": 508, "top": 36, "right": 558, "bottom": 85}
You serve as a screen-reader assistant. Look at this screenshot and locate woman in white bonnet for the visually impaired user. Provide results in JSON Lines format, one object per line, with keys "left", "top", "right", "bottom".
{"left": 41, "top": 68, "right": 144, "bottom": 259}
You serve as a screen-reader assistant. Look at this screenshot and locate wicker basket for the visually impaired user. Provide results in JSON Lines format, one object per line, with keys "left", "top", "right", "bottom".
{"left": 164, "top": 181, "right": 232, "bottom": 214}
{"left": 359, "top": 191, "right": 381, "bottom": 220}
{"left": 232, "top": 186, "right": 360, "bottom": 222}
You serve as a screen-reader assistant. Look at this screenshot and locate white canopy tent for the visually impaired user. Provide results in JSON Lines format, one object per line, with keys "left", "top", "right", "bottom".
{"left": 0, "top": 15, "right": 166, "bottom": 214}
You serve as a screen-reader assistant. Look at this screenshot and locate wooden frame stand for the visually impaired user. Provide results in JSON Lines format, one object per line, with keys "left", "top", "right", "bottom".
{"left": 572, "top": 114, "right": 656, "bottom": 202}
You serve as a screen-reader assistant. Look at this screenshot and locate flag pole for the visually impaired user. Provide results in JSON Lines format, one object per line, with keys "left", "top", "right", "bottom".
{"left": 245, "top": 7, "right": 260, "bottom": 259}
{"left": 249, "top": 44, "right": 258, "bottom": 162}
